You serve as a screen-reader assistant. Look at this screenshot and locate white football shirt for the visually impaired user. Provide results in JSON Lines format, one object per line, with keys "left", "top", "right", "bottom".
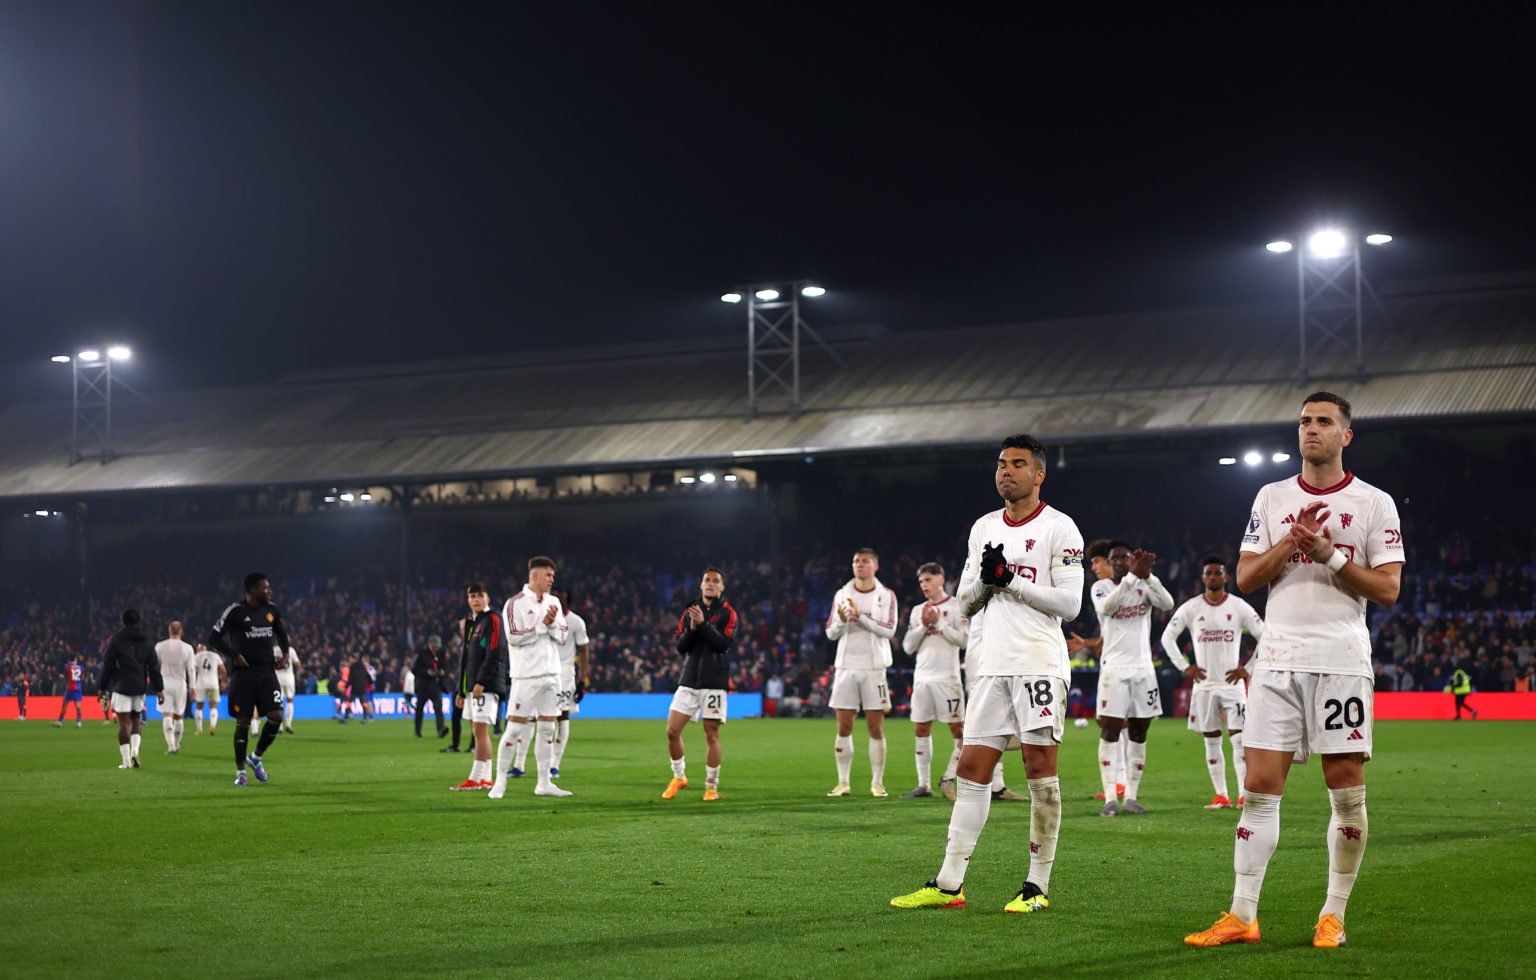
{"left": 1240, "top": 472, "right": 1404, "bottom": 676}
{"left": 194, "top": 649, "right": 223, "bottom": 689}
{"left": 1160, "top": 593, "right": 1264, "bottom": 689}
{"left": 826, "top": 579, "right": 899, "bottom": 670}
{"left": 155, "top": 639, "right": 195, "bottom": 689}
{"left": 559, "top": 611, "right": 589, "bottom": 671}
{"left": 504, "top": 587, "right": 567, "bottom": 679}
{"left": 1091, "top": 573, "right": 1175, "bottom": 671}
{"left": 275, "top": 646, "right": 300, "bottom": 682}
{"left": 902, "top": 596, "right": 967, "bottom": 684}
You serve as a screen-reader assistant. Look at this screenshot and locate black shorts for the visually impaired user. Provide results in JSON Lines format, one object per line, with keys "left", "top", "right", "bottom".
{"left": 231, "top": 670, "right": 283, "bottom": 718}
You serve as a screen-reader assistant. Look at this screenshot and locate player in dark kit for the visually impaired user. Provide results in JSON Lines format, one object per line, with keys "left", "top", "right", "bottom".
{"left": 413, "top": 635, "right": 450, "bottom": 739}
{"left": 662, "top": 567, "right": 738, "bottom": 801}
{"left": 209, "top": 572, "right": 291, "bottom": 787}
{"left": 97, "top": 610, "right": 164, "bottom": 769}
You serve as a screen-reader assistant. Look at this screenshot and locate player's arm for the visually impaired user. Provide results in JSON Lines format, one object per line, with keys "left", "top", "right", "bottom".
{"left": 503, "top": 597, "right": 542, "bottom": 647}
{"left": 1001, "top": 532, "right": 1085, "bottom": 620}
{"left": 147, "top": 647, "right": 165, "bottom": 696}
{"left": 858, "top": 591, "right": 899, "bottom": 639}
{"left": 955, "top": 526, "right": 992, "bottom": 616}
{"left": 1090, "top": 575, "right": 1138, "bottom": 617}
{"left": 272, "top": 609, "right": 291, "bottom": 655}
{"left": 1241, "top": 602, "right": 1265, "bottom": 642}
{"left": 473, "top": 613, "right": 506, "bottom": 690}
{"left": 97, "top": 644, "right": 117, "bottom": 696}
{"left": 1159, "top": 608, "right": 1196, "bottom": 676}
{"left": 940, "top": 612, "right": 968, "bottom": 649}
{"left": 1144, "top": 574, "right": 1176, "bottom": 611}
{"left": 901, "top": 607, "right": 925, "bottom": 655}
{"left": 697, "top": 603, "right": 736, "bottom": 653}
{"left": 824, "top": 590, "right": 848, "bottom": 641}
{"left": 1235, "top": 485, "right": 1290, "bottom": 594}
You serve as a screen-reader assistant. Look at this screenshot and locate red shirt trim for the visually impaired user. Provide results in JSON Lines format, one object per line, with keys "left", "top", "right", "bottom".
{"left": 1297, "top": 472, "right": 1353, "bottom": 495}
{"left": 1201, "top": 592, "right": 1228, "bottom": 607}
{"left": 1002, "top": 501, "right": 1047, "bottom": 527}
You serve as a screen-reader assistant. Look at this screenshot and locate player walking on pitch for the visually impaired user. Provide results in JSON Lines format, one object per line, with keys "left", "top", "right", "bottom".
{"left": 53, "top": 657, "right": 87, "bottom": 727}
{"left": 1186, "top": 392, "right": 1403, "bottom": 949}
{"left": 825, "top": 548, "right": 899, "bottom": 797}
{"left": 191, "top": 643, "right": 226, "bottom": 735}
{"left": 98, "top": 609, "right": 164, "bottom": 769}
{"left": 492, "top": 557, "right": 572, "bottom": 799}
{"left": 1159, "top": 557, "right": 1264, "bottom": 809}
{"left": 891, "top": 434, "right": 1084, "bottom": 913}
{"left": 209, "top": 573, "right": 291, "bottom": 786}
{"left": 274, "top": 642, "right": 301, "bottom": 733}
{"left": 154, "top": 622, "right": 196, "bottom": 754}
{"left": 662, "top": 568, "right": 738, "bottom": 801}
{"left": 900, "top": 563, "right": 967, "bottom": 799}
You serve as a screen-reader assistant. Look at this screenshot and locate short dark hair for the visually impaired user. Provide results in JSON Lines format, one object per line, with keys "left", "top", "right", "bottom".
{"left": 465, "top": 582, "right": 488, "bottom": 595}
{"left": 1107, "top": 539, "right": 1132, "bottom": 554}
{"left": 702, "top": 566, "right": 725, "bottom": 581}
{"left": 528, "top": 556, "right": 556, "bottom": 571}
{"left": 1302, "top": 390, "right": 1353, "bottom": 424}
{"left": 1201, "top": 555, "right": 1226, "bottom": 570}
{"left": 243, "top": 572, "right": 267, "bottom": 592}
{"left": 999, "top": 433, "right": 1048, "bottom": 467}
{"left": 853, "top": 547, "right": 879, "bottom": 561}
{"left": 122, "top": 609, "right": 140, "bottom": 626}
{"left": 1085, "top": 538, "right": 1112, "bottom": 561}
{"left": 917, "top": 562, "right": 945, "bottom": 578}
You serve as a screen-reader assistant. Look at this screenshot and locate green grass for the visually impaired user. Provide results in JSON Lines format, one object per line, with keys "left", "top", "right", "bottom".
{"left": 2, "top": 717, "right": 1532, "bottom": 978}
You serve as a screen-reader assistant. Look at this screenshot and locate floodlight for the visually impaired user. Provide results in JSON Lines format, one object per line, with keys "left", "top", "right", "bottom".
{"left": 1243, "top": 451, "right": 1264, "bottom": 466}
{"left": 1272, "top": 452, "right": 1291, "bottom": 463}
{"left": 699, "top": 472, "right": 717, "bottom": 484}
{"left": 1218, "top": 457, "right": 1237, "bottom": 466}
{"left": 1265, "top": 241, "right": 1294, "bottom": 254}
{"left": 1308, "top": 229, "right": 1349, "bottom": 259}
{"left": 35, "top": 509, "right": 49, "bottom": 517}
{"left": 360, "top": 492, "right": 373, "bottom": 501}
{"left": 679, "top": 475, "right": 697, "bottom": 484}
{"left": 323, "top": 494, "right": 337, "bottom": 503}
{"left": 78, "top": 349, "right": 101, "bottom": 362}
{"left": 754, "top": 289, "right": 780, "bottom": 301}
{"left": 107, "top": 345, "right": 132, "bottom": 361}
{"left": 800, "top": 285, "right": 826, "bottom": 298}
{"left": 339, "top": 492, "right": 355, "bottom": 502}
{"left": 51, "top": 355, "right": 71, "bottom": 364}
{"left": 1364, "top": 233, "right": 1392, "bottom": 246}
{"left": 723, "top": 473, "right": 738, "bottom": 482}
{"left": 721, "top": 292, "right": 743, "bottom": 303}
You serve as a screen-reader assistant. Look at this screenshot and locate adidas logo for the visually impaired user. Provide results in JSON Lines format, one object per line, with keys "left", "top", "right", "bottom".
{"left": 1040, "top": 707, "right": 1053, "bottom": 717}
{"left": 1346, "top": 729, "right": 1363, "bottom": 741}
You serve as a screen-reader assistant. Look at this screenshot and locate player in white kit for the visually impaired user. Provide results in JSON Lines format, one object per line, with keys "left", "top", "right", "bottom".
{"left": 891, "top": 434, "right": 1084, "bottom": 914}
{"left": 274, "top": 645, "right": 301, "bottom": 733}
{"left": 191, "top": 642, "right": 226, "bottom": 735}
{"left": 825, "top": 548, "right": 899, "bottom": 798}
{"left": 1159, "top": 557, "right": 1264, "bottom": 809}
{"left": 1090, "top": 539, "right": 1173, "bottom": 816}
{"left": 900, "top": 563, "right": 967, "bottom": 799}
{"left": 491, "top": 556, "right": 572, "bottom": 799}
{"left": 513, "top": 590, "right": 589, "bottom": 778}
{"left": 154, "top": 622, "right": 196, "bottom": 754}
{"left": 1187, "top": 392, "right": 1403, "bottom": 950}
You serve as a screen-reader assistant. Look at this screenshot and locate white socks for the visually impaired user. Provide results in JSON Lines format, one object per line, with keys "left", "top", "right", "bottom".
{"left": 210, "top": 707, "right": 219, "bottom": 729}
{"left": 936, "top": 777, "right": 992, "bottom": 890}
{"left": 119, "top": 743, "right": 131, "bottom": 766}
{"left": 512, "top": 721, "right": 535, "bottom": 771}
{"left": 868, "top": 737, "right": 887, "bottom": 787}
{"left": 990, "top": 761, "right": 1005, "bottom": 792}
{"left": 834, "top": 735, "right": 853, "bottom": 784}
{"left": 705, "top": 765, "right": 720, "bottom": 789}
{"left": 670, "top": 756, "right": 686, "bottom": 779}
{"left": 1205, "top": 736, "right": 1228, "bottom": 798}
{"left": 494, "top": 735, "right": 514, "bottom": 782}
{"left": 942, "top": 735, "right": 962, "bottom": 782}
{"left": 283, "top": 700, "right": 294, "bottom": 727}
{"left": 173, "top": 719, "right": 183, "bottom": 751}
{"left": 129, "top": 733, "right": 141, "bottom": 759}
{"left": 163, "top": 716, "right": 175, "bottom": 748}
{"left": 1322, "top": 785, "right": 1368, "bottom": 921}
{"left": 534, "top": 720, "right": 556, "bottom": 786}
{"left": 471, "top": 759, "right": 491, "bottom": 783}
{"left": 1230, "top": 732, "right": 1247, "bottom": 796}
{"left": 1232, "top": 791, "right": 1282, "bottom": 921}
{"left": 554, "top": 720, "right": 570, "bottom": 768}
{"left": 1124, "top": 740, "right": 1147, "bottom": 800}
{"left": 1027, "top": 776, "right": 1062, "bottom": 893}
{"left": 1098, "top": 738, "right": 1120, "bottom": 800}
{"left": 914, "top": 735, "right": 933, "bottom": 788}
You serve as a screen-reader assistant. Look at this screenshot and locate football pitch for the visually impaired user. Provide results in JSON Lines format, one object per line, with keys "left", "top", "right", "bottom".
{"left": 2, "top": 717, "right": 1531, "bottom": 978}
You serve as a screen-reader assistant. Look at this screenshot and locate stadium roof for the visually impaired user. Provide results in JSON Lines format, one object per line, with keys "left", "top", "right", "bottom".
{"left": 4, "top": 270, "right": 1534, "bottom": 500}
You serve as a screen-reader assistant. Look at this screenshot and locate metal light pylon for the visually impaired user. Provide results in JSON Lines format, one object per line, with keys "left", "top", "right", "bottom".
{"left": 741, "top": 281, "right": 842, "bottom": 419}
{"left": 71, "top": 357, "right": 115, "bottom": 465}
{"left": 1294, "top": 235, "right": 1389, "bottom": 385}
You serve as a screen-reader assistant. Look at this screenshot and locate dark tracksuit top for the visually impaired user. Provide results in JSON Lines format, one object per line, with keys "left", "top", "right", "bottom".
{"left": 674, "top": 596, "right": 738, "bottom": 691}
{"left": 98, "top": 625, "right": 165, "bottom": 697}
{"left": 460, "top": 609, "right": 509, "bottom": 699}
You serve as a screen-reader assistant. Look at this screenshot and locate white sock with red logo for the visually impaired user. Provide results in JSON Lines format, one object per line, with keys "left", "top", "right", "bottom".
{"left": 868, "top": 737, "right": 887, "bottom": 787}
{"left": 1232, "top": 792, "right": 1282, "bottom": 921}
{"left": 1098, "top": 738, "right": 1120, "bottom": 801}
{"left": 834, "top": 735, "right": 853, "bottom": 784}
{"left": 1027, "top": 776, "right": 1062, "bottom": 893}
{"left": 914, "top": 735, "right": 932, "bottom": 788}
{"left": 1205, "top": 735, "right": 1229, "bottom": 798}
{"left": 1321, "top": 785, "right": 1368, "bottom": 921}
{"left": 1230, "top": 732, "right": 1247, "bottom": 796}
{"left": 942, "top": 734, "right": 962, "bottom": 782}
{"left": 1124, "top": 739, "right": 1147, "bottom": 800}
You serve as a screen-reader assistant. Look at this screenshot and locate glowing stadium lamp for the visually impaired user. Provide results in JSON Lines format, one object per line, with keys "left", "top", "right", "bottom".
{"left": 323, "top": 494, "right": 337, "bottom": 503}
{"left": 35, "top": 509, "right": 50, "bottom": 516}
{"left": 339, "top": 492, "right": 355, "bottom": 502}
{"left": 1365, "top": 233, "right": 1393, "bottom": 246}
{"left": 678, "top": 475, "right": 697, "bottom": 484}
{"left": 107, "top": 345, "right": 132, "bottom": 361}
{"left": 360, "top": 492, "right": 373, "bottom": 501}
{"left": 77, "top": 349, "right": 101, "bottom": 362}
{"left": 1218, "top": 457, "right": 1238, "bottom": 466}
{"left": 51, "top": 355, "right": 71, "bottom": 364}
{"left": 1265, "top": 241, "right": 1294, "bottom": 254}
{"left": 721, "top": 292, "right": 743, "bottom": 304}
{"left": 800, "top": 285, "right": 826, "bottom": 298}
{"left": 1308, "top": 228, "right": 1349, "bottom": 259}
{"left": 1272, "top": 452, "right": 1292, "bottom": 463}
{"left": 754, "top": 288, "right": 780, "bottom": 301}
{"left": 1243, "top": 451, "right": 1264, "bottom": 466}
{"left": 723, "top": 473, "right": 738, "bottom": 482}
{"left": 699, "top": 472, "right": 717, "bottom": 484}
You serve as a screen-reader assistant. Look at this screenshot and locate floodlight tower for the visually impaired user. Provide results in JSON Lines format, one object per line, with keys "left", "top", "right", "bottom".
{"left": 721, "top": 281, "right": 841, "bottom": 419}
{"left": 51, "top": 346, "right": 132, "bottom": 465}
{"left": 1265, "top": 230, "right": 1392, "bottom": 385}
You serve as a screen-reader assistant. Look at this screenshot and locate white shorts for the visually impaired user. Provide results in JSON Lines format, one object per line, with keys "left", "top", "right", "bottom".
{"left": 1098, "top": 668, "right": 1162, "bottom": 719}
{"left": 964, "top": 675, "right": 1066, "bottom": 745}
{"left": 557, "top": 667, "right": 580, "bottom": 716}
{"left": 1243, "top": 668, "right": 1373, "bottom": 764}
{"left": 1187, "top": 684, "right": 1247, "bottom": 733}
{"left": 159, "top": 685, "right": 188, "bottom": 715}
{"left": 466, "top": 692, "right": 500, "bottom": 726}
{"left": 194, "top": 684, "right": 220, "bottom": 704}
{"left": 829, "top": 669, "right": 890, "bottom": 712}
{"left": 669, "top": 686, "right": 727, "bottom": 722}
{"left": 277, "top": 673, "right": 297, "bottom": 699}
{"left": 110, "top": 693, "right": 146, "bottom": 714}
{"left": 910, "top": 680, "right": 964, "bottom": 725}
{"left": 509, "top": 676, "right": 560, "bottom": 719}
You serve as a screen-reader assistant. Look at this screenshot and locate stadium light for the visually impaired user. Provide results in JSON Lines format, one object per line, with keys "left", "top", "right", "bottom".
{"left": 360, "top": 492, "right": 373, "bottom": 501}
{"left": 323, "top": 494, "right": 337, "bottom": 503}
{"left": 1308, "top": 228, "right": 1349, "bottom": 259}
{"left": 77, "top": 349, "right": 101, "bottom": 363}
{"left": 1243, "top": 451, "right": 1264, "bottom": 466}
{"left": 720, "top": 292, "right": 743, "bottom": 304}
{"left": 1272, "top": 451, "right": 1291, "bottom": 463}
{"left": 1218, "top": 457, "right": 1238, "bottom": 466}
{"left": 723, "top": 473, "right": 738, "bottom": 482}
{"left": 754, "top": 288, "right": 780, "bottom": 301}
{"left": 678, "top": 475, "right": 697, "bottom": 484}
{"left": 34, "top": 509, "right": 49, "bottom": 516}
{"left": 1365, "top": 233, "right": 1393, "bottom": 246}
{"left": 51, "top": 355, "right": 71, "bottom": 364}
{"left": 699, "top": 472, "right": 717, "bottom": 484}
{"left": 800, "top": 285, "right": 826, "bottom": 298}
{"left": 339, "top": 492, "right": 355, "bottom": 502}
{"left": 107, "top": 345, "right": 132, "bottom": 361}
{"left": 1265, "top": 241, "right": 1294, "bottom": 254}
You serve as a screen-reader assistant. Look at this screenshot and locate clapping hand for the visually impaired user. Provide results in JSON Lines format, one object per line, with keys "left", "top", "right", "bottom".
{"left": 1130, "top": 549, "right": 1156, "bottom": 579}
{"left": 979, "top": 542, "right": 1013, "bottom": 587}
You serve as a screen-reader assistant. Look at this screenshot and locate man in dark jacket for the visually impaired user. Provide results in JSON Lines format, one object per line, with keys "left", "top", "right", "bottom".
{"left": 661, "top": 567, "right": 737, "bottom": 802}
{"left": 98, "top": 609, "right": 164, "bottom": 770}
{"left": 413, "top": 635, "right": 450, "bottom": 739}
{"left": 451, "top": 583, "right": 508, "bottom": 791}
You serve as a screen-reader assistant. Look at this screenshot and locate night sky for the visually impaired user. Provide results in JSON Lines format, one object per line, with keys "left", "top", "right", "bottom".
{"left": 1, "top": 2, "right": 1530, "bottom": 406}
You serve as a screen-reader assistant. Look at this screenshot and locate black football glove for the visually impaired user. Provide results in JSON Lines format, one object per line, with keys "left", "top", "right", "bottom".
{"left": 979, "top": 542, "right": 1013, "bottom": 587}
{"left": 574, "top": 681, "right": 586, "bottom": 704}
